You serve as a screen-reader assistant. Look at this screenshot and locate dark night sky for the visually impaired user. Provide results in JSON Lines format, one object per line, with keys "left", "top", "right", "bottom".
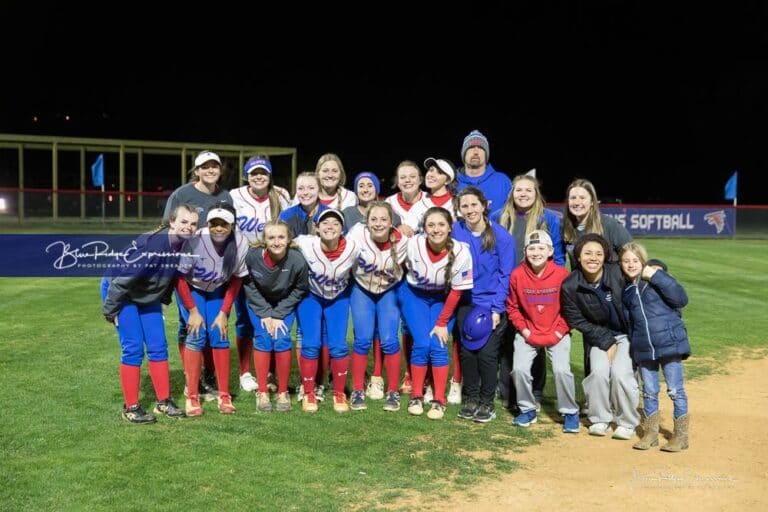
{"left": 2, "top": 2, "right": 767, "bottom": 204}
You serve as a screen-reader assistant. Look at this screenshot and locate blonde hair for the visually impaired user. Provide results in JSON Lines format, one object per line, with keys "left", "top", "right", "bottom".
{"left": 315, "top": 153, "right": 347, "bottom": 209}
{"left": 619, "top": 241, "right": 648, "bottom": 267}
{"left": 498, "top": 174, "right": 550, "bottom": 237}
{"left": 254, "top": 219, "right": 299, "bottom": 250}
{"left": 562, "top": 178, "right": 604, "bottom": 245}
{"left": 391, "top": 160, "right": 423, "bottom": 190}
{"left": 366, "top": 201, "right": 403, "bottom": 280}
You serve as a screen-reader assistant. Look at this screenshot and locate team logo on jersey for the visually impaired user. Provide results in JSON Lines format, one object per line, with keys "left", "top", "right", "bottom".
{"left": 703, "top": 210, "right": 726, "bottom": 234}
{"left": 536, "top": 305, "right": 545, "bottom": 314}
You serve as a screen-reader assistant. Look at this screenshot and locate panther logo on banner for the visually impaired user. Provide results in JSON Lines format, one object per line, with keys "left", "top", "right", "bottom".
{"left": 703, "top": 210, "right": 726, "bottom": 234}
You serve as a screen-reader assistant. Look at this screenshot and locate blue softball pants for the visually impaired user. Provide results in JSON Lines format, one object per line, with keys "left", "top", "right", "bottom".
{"left": 247, "top": 307, "right": 296, "bottom": 353}
{"left": 397, "top": 283, "right": 454, "bottom": 367}
{"left": 178, "top": 286, "right": 230, "bottom": 352}
{"left": 350, "top": 283, "right": 400, "bottom": 356}
{"left": 297, "top": 289, "right": 350, "bottom": 360}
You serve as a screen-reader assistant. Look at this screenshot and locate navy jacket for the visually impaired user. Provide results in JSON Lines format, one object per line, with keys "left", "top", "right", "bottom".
{"left": 622, "top": 270, "right": 691, "bottom": 363}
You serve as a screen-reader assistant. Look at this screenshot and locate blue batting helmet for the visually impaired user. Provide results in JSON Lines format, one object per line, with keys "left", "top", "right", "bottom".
{"left": 462, "top": 306, "right": 493, "bottom": 350}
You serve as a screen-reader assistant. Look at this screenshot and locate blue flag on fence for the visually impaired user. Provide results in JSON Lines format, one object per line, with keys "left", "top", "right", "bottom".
{"left": 91, "top": 154, "right": 104, "bottom": 187}
{"left": 724, "top": 171, "right": 737, "bottom": 200}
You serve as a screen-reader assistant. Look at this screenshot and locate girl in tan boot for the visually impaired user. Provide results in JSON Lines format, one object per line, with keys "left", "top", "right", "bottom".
{"left": 620, "top": 245, "right": 691, "bottom": 451}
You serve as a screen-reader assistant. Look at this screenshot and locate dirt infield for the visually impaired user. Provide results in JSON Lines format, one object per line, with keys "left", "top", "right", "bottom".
{"left": 404, "top": 355, "right": 768, "bottom": 511}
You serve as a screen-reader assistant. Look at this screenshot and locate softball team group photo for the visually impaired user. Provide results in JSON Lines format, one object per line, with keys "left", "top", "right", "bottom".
{"left": 102, "top": 130, "right": 690, "bottom": 452}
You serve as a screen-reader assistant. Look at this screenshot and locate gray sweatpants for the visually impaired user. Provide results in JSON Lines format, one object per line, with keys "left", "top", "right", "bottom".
{"left": 512, "top": 333, "right": 578, "bottom": 415}
{"left": 582, "top": 334, "right": 640, "bottom": 429}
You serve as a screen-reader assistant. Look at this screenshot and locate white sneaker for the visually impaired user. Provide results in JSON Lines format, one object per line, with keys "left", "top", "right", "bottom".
{"left": 612, "top": 426, "right": 636, "bottom": 440}
{"left": 366, "top": 376, "right": 385, "bottom": 400}
{"left": 423, "top": 385, "right": 434, "bottom": 404}
{"left": 447, "top": 380, "right": 462, "bottom": 405}
{"left": 239, "top": 372, "right": 258, "bottom": 392}
{"left": 588, "top": 422, "right": 611, "bottom": 436}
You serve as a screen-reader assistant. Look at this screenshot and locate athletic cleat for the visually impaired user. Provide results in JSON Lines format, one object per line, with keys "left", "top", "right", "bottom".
{"left": 153, "top": 398, "right": 185, "bottom": 418}
{"left": 366, "top": 376, "right": 385, "bottom": 400}
{"left": 458, "top": 398, "right": 479, "bottom": 420}
{"left": 256, "top": 391, "right": 272, "bottom": 412}
{"left": 333, "top": 392, "right": 350, "bottom": 413}
{"left": 407, "top": 397, "right": 424, "bottom": 416}
{"left": 473, "top": 403, "right": 496, "bottom": 423}
{"left": 200, "top": 372, "right": 218, "bottom": 402}
{"left": 563, "top": 413, "right": 580, "bottom": 433}
{"left": 447, "top": 380, "right": 462, "bottom": 405}
{"left": 426, "top": 401, "right": 446, "bottom": 420}
{"left": 185, "top": 396, "right": 203, "bottom": 417}
{"left": 315, "top": 385, "right": 325, "bottom": 402}
{"left": 239, "top": 372, "right": 258, "bottom": 393}
{"left": 383, "top": 391, "right": 401, "bottom": 411}
{"left": 122, "top": 404, "right": 157, "bottom": 424}
{"left": 350, "top": 390, "right": 367, "bottom": 410}
{"left": 217, "top": 394, "right": 236, "bottom": 414}
{"left": 275, "top": 392, "right": 292, "bottom": 412}
{"left": 302, "top": 394, "right": 318, "bottom": 413}
{"left": 296, "top": 384, "right": 305, "bottom": 401}
{"left": 514, "top": 409, "right": 538, "bottom": 427}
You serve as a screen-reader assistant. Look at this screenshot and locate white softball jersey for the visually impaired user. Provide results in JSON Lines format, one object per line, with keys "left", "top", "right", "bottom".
{"left": 295, "top": 235, "right": 360, "bottom": 300}
{"left": 230, "top": 186, "right": 290, "bottom": 243}
{"left": 347, "top": 223, "right": 408, "bottom": 294}
{"left": 179, "top": 228, "right": 250, "bottom": 292}
{"left": 385, "top": 193, "right": 424, "bottom": 232}
{"left": 407, "top": 195, "right": 456, "bottom": 232}
{"left": 404, "top": 234, "right": 473, "bottom": 292}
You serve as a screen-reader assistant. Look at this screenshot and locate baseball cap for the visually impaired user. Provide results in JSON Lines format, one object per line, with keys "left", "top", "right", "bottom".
{"left": 462, "top": 306, "right": 494, "bottom": 350}
{"left": 194, "top": 150, "right": 221, "bottom": 168}
{"left": 423, "top": 157, "right": 456, "bottom": 182}
{"left": 244, "top": 156, "right": 272, "bottom": 178}
{"left": 206, "top": 204, "right": 235, "bottom": 224}
{"left": 525, "top": 230, "right": 553, "bottom": 247}
{"left": 317, "top": 208, "right": 345, "bottom": 229}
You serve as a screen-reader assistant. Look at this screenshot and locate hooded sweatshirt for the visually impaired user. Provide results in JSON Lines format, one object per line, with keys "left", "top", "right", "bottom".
{"left": 456, "top": 163, "right": 512, "bottom": 213}
{"left": 506, "top": 258, "right": 570, "bottom": 347}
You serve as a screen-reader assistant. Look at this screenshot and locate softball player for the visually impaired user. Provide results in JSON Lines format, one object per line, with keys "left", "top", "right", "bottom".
{"left": 314, "top": 153, "right": 358, "bottom": 210}
{"left": 230, "top": 156, "right": 290, "bottom": 393}
{"left": 398, "top": 206, "right": 473, "bottom": 420}
{"left": 384, "top": 160, "right": 424, "bottom": 394}
{"left": 243, "top": 219, "right": 309, "bottom": 412}
{"left": 164, "top": 150, "right": 232, "bottom": 399}
{"left": 346, "top": 202, "right": 408, "bottom": 411}
{"left": 102, "top": 203, "right": 199, "bottom": 423}
{"left": 175, "top": 202, "right": 249, "bottom": 416}
{"left": 295, "top": 208, "right": 360, "bottom": 413}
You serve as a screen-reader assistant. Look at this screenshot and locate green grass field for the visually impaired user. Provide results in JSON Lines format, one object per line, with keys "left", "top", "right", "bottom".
{"left": 1, "top": 238, "right": 767, "bottom": 511}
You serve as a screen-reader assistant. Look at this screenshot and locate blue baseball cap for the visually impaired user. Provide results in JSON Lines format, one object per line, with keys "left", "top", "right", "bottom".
{"left": 243, "top": 156, "right": 272, "bottom": 179}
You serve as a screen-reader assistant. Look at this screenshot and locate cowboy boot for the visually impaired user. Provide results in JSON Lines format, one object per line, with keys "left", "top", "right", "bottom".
{"left": 661, "top": 414, "right": 689, "bottom": 452}
{"left": 632, "top": 411, "right": 659, "bottom": 450}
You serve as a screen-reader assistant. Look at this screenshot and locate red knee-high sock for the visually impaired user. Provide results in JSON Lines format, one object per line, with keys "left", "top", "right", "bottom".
{"left": 119, "top": 363, "right": 141, "bottom": 407}
{"left": 203, "top": 345, "right": 215, "bottom": 373}
{"left": 410, "top": 364, "right": 427, "bottom": 400}
{"left": 451, "top": 340, "right": 462, "bottom": 383}
{"left": 432, "top": 365, "right": 449, "bottom": 405}
{"left": 237, "top": 335, "right": 253, "bottom": 376}
{"left": 372, "top": 339, "right": 383, "bottom": 377}
{"left": 351, "top": 352, "right": 368, "bottom": 391}
{"left": 212, "top": 348, "right": 231, "bottom": 397}
{"left": 178, "top": 343, "right": 186, "bottom": 370}
{"left": 148, "top": 360, "right": 171, "bottom": 401}
{"left": 330, "top": 356, "right": 349, "bottom": 395}
{"left": 184, "top": 350, "right": 202, "bottom": 398}
{"left": 254, "top": 350, "right": 271, "bottom": 393}
{"left": 274, "top": 350, "right": 292, "bottom": 393}
{"left": 384, "top": 352, "right": 401, "bottom": 393}
{"left": 300, "top": 357, "right": 318, "bottom": 398}
{"left": 402, "top": 334, "right": 413, "bottom": 378}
